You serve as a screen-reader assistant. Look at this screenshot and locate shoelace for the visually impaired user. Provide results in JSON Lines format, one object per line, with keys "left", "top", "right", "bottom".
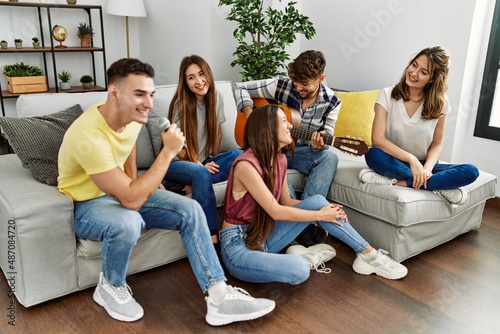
{"left": 110, "top": 283, "right": 133, "bottom": 302}
{"left": 370, "top": 173, "right": 394, "bottom": 184}
{"left": 375, "top": 249, "right": 399, "bottom": 267}
{"left": 312, "top": 261, "right": 331, "bottom": 274}
{"left": 305, "top": 251, "right": 332, "bottom": 274}
{"left": 227, "top": 286, "right": 254, "bottom": 300}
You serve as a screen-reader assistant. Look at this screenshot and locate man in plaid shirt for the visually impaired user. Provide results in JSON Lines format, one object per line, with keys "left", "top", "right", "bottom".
{"left": 234, "top": 50, "right": 341, "bottom": 246}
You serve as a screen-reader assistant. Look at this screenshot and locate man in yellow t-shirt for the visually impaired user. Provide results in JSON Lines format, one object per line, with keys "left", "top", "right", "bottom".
{"left": 57, "top": 58, "right": 274, "bottom": 325}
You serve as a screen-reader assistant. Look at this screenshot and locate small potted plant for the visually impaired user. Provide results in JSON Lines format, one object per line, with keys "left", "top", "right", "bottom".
{"left": 14, "top": 38, "right": 23, "bottom": 49}
{"left": 80, "top": 74, "right": 93, "bottom": 89}
{"left": 32, "top": 37, "right": 40, "bottom": 49}
{"left": 0, "top": 40, "right": 7, "bottom": 49}
{"left": 58, "top": 70, "right": 72, "bottom": 90}
{"left": 77, "top": 22, "right": 94, "bottom": 48}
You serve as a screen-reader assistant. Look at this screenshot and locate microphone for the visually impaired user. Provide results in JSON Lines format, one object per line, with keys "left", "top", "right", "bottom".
{"left": 157, "top": 117, "right": 172, "bottom": 132}
{"left": 157, "top": 117, "right": 187, "bottom": 149}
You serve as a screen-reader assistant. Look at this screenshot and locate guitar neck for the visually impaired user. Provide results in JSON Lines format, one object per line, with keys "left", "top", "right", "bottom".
{"left": 290, "top": 126, "right": 334, "bottom": 146}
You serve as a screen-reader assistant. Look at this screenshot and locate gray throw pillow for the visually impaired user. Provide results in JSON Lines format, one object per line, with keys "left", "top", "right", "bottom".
{"left": 0, "top": 104, "right": 83, "bottom": 186}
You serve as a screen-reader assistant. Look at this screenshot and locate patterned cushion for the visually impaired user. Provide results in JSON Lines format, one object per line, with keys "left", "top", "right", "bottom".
{"left": 0, "top": 104, "right": 83, "bottom": 186}
{"left": 334, "top": 89, "right": 380, "bottom": 146}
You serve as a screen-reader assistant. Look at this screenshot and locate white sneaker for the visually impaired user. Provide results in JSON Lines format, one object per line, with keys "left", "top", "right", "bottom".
{"left": 352, "top": 249, "right": 408, "bottom": 280}
{"left": 434, "top": 188, "right": 468, "bottom": 205}
{"left": 205, "top": 286, "right": 275, "bottom": 326}
{"left": 359, "top": 168, "right": 396, "bottom": 185}
{"left": 286, "top": 243, "right": 336, "bottom": 273}
{"left": 93, "top": 273, "right": 144, "bottom": 322}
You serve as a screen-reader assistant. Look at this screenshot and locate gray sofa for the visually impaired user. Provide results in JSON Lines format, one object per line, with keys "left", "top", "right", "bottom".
{"left": 0, "top": 81, "right": 496, "bottom": 307}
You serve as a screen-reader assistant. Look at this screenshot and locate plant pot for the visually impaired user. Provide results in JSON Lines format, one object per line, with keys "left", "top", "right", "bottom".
{"left": 6, "top": 76, "right": 48, "bottom": 94}
{"left": 15, "top": 42, "right": 22, "bottom": 49}
{"left": 32, "top": 42, "right": 40, "bottom": 49}
{"left": 80, "top": 35, "right": 92, "bottom": 48}
{"left": 9, "top": 0, "right": 19, "bottom": 3}
{"left": 60, "top": 82, "right": 71, "bottom": 90}
{"left": 67, "top": 0, "right": 77, "bottom": 5}
{"left": 82, "top": 82, "right": 92, "bottom": 89}
{"left": 0, "top": 42, "right": 7, "bottom": 49}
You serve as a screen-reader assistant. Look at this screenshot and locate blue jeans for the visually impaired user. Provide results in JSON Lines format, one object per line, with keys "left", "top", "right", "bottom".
{"left": 365, "top": 147, "right": 479, "bottom": 190}
{"left": 73, "top": 191, "right": 226, "bottom": 292}
{"left": 286, "top": 145, "right": 338, "bottom": 199}
{"left": 164, "top": 149, "right": 242, "bottom": 235}
{"left": 219, "top": 195, "right": 369, "bottom": 284}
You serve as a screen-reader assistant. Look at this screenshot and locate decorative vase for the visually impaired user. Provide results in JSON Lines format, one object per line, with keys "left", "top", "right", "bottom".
{"left": 82, "top": 82, "right": 92, "bottom": 89}
{"left": 80, "top": 35, "right": 92, "bottom": 48}
{"left": 60, "top": 82, "right": 71, "bottom": 90}
{"left": 67, "top": 0, "right": 77, "bottom": 5}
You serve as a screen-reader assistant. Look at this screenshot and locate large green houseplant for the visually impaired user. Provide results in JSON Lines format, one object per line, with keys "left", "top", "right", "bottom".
{"left": 218, "top": 0, "right": 316, "bottom": 81}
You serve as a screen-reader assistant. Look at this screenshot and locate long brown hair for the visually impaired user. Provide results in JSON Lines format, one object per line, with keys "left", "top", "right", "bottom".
{"left": 243, "top": 104, "right": 294, "bottom": 250}
{"left": 168, "top": 55, "right": 217, "bottom": 161}
{"left": 392, "top": 46, "right": 450, "bottom": 120}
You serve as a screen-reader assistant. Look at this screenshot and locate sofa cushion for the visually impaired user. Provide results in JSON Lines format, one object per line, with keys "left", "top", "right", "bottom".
{"left": 147, "top": 84, "right": 178, "bottom": 157}
{"left": 15, "top": 92, "right": 155, "bottom": 171}
{"left": 136, "top": 125, "right": 155, "bottom": 169}
{"left": 334, "top": 89, "right": 379, "bottom": 146}
{"left": 329, "top": 155, "right": 497, "bottom": 227}
{"left": 0, "top": 104, "right": 83, "bottom": 186}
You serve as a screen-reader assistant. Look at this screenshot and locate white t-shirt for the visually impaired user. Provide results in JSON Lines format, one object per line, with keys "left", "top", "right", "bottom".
{"left": 376, "top": 86, "right": 451, "bottom": 160}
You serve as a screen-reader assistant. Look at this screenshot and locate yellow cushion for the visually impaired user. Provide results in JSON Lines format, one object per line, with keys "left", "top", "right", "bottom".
{"left": 334, "top": 89, "right": 380, "bottom": 146}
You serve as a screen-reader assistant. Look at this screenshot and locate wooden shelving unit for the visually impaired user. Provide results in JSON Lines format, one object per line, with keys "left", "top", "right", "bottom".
{"left": 0, "top": 2, "right": 107, "bottom": 116}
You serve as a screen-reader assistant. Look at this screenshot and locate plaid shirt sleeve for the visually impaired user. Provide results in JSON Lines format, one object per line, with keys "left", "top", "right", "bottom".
{"left": 234, "top": 78, "right": 282, "bottom": 111}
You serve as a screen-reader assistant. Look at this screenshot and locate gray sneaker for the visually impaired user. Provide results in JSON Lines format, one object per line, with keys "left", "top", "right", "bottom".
{"left": 286, "top": 244, "right": 336, "bottom": 273}
{"left": 434, "top": 188, "right": 468, "bottom": 205}
{"left": 352, "top": 249, "right": 408, "bottom": 280}
{"left": 93, "top": 272, "right": 144, "bottom": 322}
{"left": 205, "top": 286, "right": 275, "bottom": 326}
{"left": 359, "top": 168, "right": 396, "bottom": 185}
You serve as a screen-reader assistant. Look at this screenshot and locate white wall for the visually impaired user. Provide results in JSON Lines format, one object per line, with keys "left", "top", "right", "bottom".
{"left": 454, "top": 0, "right": 499, "bottom": 193}
{"left": 1, "top": 0, "right": 498, "bottom": 195}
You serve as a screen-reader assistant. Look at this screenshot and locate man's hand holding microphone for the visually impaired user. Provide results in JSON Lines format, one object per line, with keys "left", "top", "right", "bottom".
{"left": 157, "top": 117, "right": 186, "bottom": 158}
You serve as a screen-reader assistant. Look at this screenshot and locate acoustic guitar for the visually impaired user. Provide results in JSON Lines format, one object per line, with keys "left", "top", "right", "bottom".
{"left": 234, "top": 98, "right": 369, "bottom": 156}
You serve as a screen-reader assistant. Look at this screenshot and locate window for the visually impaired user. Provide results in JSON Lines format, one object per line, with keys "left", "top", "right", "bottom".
{"left": 474, "top": 0, "right": 500, "bottom": 141}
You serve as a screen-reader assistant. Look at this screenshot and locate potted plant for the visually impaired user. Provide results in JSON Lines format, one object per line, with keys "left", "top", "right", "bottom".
{"left": 77, "top": 22, "right": 94, "bottom": 48}
{"left": 218, "top": 0, "right": 316, "bottom": 81}
{"left": 58, "top": 70, "right": 72, "bottom": 90}
{"left": 2, "top": 62, "right": 47, "bottom": 93}
{"left": 80, "top": 74, "right": 93, "bottom": 89}
{"left": 14, "top": 38, "right": 23, "bottom": 49}
{"left": 32, "top": 37, "right": 40, "bottom": 49}
{"left": 0, "top": 40, "right": 7, "bottom": 49}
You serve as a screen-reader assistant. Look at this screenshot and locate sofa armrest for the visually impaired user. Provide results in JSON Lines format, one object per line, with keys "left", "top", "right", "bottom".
{"left": 0, "top": 154, "right": 78, "bottom": 307}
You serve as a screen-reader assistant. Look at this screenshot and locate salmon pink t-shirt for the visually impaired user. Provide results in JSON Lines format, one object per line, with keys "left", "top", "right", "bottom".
{"left": 224, "top": 149, "right": 287, "bottom": 225}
